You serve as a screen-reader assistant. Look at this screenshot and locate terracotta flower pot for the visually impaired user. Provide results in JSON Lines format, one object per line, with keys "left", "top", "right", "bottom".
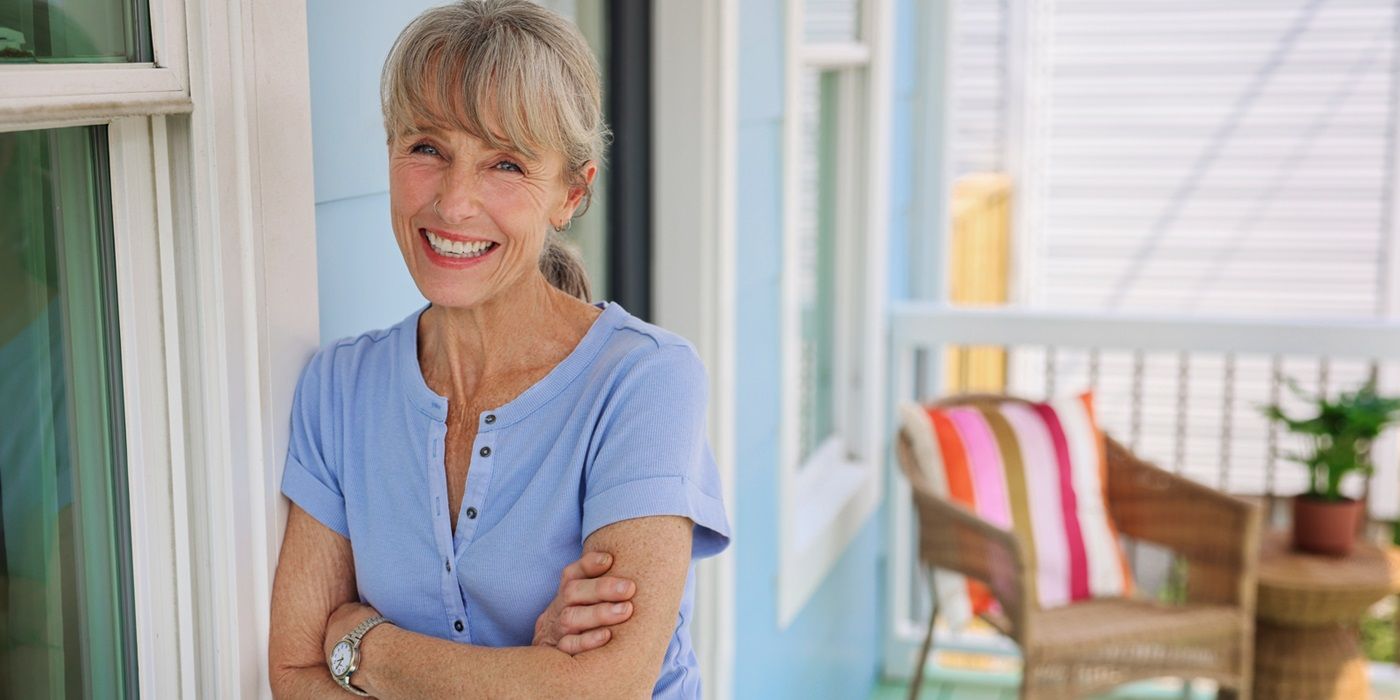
{"left": 1292, "top": 495, "right": 1363, "bottom": 557}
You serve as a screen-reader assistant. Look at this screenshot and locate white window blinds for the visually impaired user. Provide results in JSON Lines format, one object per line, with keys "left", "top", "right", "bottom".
{"left": 1027, "top": 0, "right": 1398, "bottom": 318}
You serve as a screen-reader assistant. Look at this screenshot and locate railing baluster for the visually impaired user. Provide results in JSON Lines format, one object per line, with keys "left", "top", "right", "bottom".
{"left": 1174, "top": 352, "right": 1189, "bottom": 474}
{"left": 1088, "top": 348, "right": 1101, "bottom": 391}
{"left": 1044, "top": 346, "right": 1057, "bottom": 399}
{"left": 1266, "top": 355, "right": 1283, "bottom": 522}
{"left": 1319, "top": 356, "right": 1331, "bottom": 397}
{"left": 1220, "top": 353, "right": 1236, "bottom": 491}
{"left": 1131, "top": 350, "right": 1145, "bottom": 451}
{"left": 913, "top": 347, "right": 929, "bottom": 402}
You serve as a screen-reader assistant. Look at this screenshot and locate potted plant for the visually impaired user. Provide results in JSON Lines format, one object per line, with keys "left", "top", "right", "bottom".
{"left": 1262, "top": 378, "right": 1400, "bottom": 557}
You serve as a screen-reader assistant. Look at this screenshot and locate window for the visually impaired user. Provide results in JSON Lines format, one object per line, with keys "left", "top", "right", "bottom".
{"left": 796, "top": 68, "right": 842, "bottom": 465}
{"left": 1, "top": 0, "right": 151, "bottom": 62}
{"left": 1, "top": 0, "right": 318, "bottom": 695}
{"left": 1, "top": 126, "right": 136, "bottom": 697}
{"left": 777, "top": 0, "right": 891, "bottom": 627}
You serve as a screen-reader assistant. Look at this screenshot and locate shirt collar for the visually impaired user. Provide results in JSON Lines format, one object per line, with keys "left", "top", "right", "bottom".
{"left": 397, "top": 301, "right": 623, "bottom": 426}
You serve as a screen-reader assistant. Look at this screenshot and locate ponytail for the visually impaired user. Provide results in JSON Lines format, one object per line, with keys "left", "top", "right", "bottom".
{"left": 540, "top": 234, "right": 592, "bottom": 302}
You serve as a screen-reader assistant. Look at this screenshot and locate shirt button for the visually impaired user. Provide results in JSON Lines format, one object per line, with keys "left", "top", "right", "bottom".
{"left": 479, "top": 446, "right": 491, "bottom": 458}
{"left": 466, "top": 507, "right": 478, "bottom": 520}
{"left": 484, "top": 414, "right": 496, "bottom": 424}
{"left": 445, "top": 559, "right": 452, "bottom": 572}
{"left": 454, "top": 619, "right": 464, "bottom": 633}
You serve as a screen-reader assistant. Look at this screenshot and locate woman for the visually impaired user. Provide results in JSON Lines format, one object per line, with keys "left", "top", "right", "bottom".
{"left": 267, "top": 1, "right": 730, "bottom": 697}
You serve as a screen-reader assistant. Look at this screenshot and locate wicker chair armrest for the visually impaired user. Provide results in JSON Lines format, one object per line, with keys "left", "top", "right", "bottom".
{"left": 1105, "top": 436, "right": 1262, "bottom": 608}
{"left": 897, "top": 432, "right": 1033, "bottom": 637}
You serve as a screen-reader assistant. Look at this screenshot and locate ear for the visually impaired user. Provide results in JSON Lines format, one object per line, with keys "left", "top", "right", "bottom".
{"left": 558, "top": 161, "right": 599, "bottom": 219}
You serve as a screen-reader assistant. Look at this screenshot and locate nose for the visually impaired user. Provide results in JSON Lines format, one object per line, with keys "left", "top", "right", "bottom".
{"left": 434, "top": 166, "right": 483, "bottom": 224}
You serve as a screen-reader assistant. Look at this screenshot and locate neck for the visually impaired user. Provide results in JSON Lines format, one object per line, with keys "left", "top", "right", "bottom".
{"left": 417, "top": 274, "right": 595, "bottom": 400}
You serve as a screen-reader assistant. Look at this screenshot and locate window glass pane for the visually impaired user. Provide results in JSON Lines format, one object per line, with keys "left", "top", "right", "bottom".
{"left": 804, "top": 0, "right": 861, "bottom": 43}
{"left": 0, "top": 126, "right": 136, "bottom": 697}
{"left": 797, "top": 70, "right": 841, "bottom": 463}
{"left": 0, "top": 0, "right": 152, "bottom": 63}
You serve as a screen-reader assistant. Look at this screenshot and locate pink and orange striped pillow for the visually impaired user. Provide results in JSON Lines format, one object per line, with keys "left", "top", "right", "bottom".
{"left": 900, "top": 392, "right": 1133, "bottom": 620}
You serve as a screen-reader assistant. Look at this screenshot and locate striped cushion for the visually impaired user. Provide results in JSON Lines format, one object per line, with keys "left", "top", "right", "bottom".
{"left": 900, "top": 393, "right": 1133, "bottom": 620}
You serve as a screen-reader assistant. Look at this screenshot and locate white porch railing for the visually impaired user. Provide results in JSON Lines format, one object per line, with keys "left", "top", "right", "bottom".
{"left": 884, "top": 302, "right": 1400, "bottom": 680}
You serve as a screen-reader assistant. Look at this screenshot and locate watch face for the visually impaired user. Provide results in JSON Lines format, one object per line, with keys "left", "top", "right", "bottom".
{"left": 330, "top": 640, "right": 353, "bottom": 677}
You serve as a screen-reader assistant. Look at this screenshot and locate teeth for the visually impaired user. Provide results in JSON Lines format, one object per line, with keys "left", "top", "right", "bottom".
{"left": 424, "top": 230, "right": 495, "bottom": 258}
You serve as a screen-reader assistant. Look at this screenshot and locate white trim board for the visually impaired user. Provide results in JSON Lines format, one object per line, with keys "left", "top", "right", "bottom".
{"left": 175, "top": 0, "right": 320, "bottom": 694}
{"left": 651, "top": 1, "right": 739, "bottom": 697}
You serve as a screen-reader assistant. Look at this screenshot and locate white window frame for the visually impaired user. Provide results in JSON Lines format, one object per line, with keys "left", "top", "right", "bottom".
{"left": 0, "top": 0, "right": 190, "bottom": 127}
{"left": 777, "top": 0, "right": 893, "bottom": 628}
{"left": 0, "top": 0, "right": 319, "bottom": 696}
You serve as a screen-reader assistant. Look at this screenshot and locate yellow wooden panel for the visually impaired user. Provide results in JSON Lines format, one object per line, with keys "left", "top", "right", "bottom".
{"left": 946, "top": 174, "right": 1012, "bottom": 393}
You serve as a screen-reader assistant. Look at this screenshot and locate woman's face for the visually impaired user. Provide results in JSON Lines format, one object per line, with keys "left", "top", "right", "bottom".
{"left": 388, "top": 124, "right": 589, "bottom": 310}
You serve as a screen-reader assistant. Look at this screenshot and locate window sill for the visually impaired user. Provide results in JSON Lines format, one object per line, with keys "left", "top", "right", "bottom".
{"left": 777, "top": 436, "right": 882, "bottom": 628}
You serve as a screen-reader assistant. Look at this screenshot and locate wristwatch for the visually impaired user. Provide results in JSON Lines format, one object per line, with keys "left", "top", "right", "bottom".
{"left": 328, "top": 614, "right": 388, "bottom": 696}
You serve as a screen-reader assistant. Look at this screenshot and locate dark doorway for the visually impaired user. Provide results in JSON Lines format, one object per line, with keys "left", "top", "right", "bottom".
{"left": 604, "top": 0, "right": 652, "bottom": 321}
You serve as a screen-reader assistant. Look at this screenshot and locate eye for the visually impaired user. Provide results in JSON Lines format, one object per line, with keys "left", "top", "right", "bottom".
{"left": 409, "top": 142, "right": 441, "bottom": 157}
{"left": 494, "top": 159, "right": 524, "bottom": 174}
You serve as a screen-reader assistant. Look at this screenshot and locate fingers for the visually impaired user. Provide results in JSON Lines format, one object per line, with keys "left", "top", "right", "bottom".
{"left": 560, "top": 576, "right": 636, "bottom": 606}
{"left": 558, "top": 552, "right": 613, "bottom": 589}
{"left": 578, "top": 551, "right": 613, "bottom": 579}
{"left": 556, "top": 601, "right": 633, "bottom": 637}
{"left": 556, "top": 628, "right": 611, "bottom": 656}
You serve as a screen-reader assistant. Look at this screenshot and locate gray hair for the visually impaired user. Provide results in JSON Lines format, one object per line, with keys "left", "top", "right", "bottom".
{"left": 381, "top": 0, "right": 607, "bottom": 300}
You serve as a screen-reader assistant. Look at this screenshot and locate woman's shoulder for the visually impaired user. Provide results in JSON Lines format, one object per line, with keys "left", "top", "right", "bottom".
{"left": 596, "top": 302, "right": 701, "bottom": 361}
{"left": 590, "top": 303, "right": 708, "bottom": 397}
{"left": 294, "top": 307, "right": 421, "bottom": 399}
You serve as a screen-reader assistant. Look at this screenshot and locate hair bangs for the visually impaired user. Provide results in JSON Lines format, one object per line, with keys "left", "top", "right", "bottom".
{"left": 382, "top": 6, "right": 594, "bottom": 170}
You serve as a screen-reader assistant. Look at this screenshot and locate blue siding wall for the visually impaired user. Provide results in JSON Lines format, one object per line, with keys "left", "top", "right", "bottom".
{"left": 889, "top": 0, "right": 918, "bottom": 304}
{"left": 307, "top": 0, "right": 439, "bottom": 341}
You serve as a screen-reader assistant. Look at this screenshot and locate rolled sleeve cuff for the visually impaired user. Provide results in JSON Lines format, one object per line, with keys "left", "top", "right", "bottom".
{"left": 281, "top": 457, "right": 350, "bottom": 539}
{"left": 582, "top": 475, "right": 731, "bottom": 559}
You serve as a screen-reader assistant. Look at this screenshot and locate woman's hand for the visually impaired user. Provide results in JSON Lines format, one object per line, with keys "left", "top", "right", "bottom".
{"left": 532, "top": 552, "right": 636, "bottom": 655}
{"left": 324, "top": 601, "right": 383, "bottom": 662}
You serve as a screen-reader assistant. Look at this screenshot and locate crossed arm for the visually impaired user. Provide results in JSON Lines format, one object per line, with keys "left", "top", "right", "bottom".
{"left": 268, "top": 504, "right": 691, "bottom": 699}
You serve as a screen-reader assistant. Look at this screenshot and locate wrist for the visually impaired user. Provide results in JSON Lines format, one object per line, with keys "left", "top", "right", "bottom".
{"left": 350, "top": 621, "right": 396, "bottom": 695}
{"left": 327, "top": 612, "right": 388, "bottom": 696}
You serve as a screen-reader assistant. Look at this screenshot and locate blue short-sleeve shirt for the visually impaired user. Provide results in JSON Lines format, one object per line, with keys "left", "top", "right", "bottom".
{"left": 280, "top": 302, "right": 731, "bottom": 698}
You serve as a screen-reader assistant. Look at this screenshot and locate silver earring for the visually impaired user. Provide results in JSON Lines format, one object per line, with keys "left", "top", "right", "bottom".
{"left": 552, "top": 219, "right": 572, "bottom": 233}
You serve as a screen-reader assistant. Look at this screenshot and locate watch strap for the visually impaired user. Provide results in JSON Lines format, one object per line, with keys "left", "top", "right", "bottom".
{"left": 334, "top": 614, "right": 388, "bottom": 696}
{"left": 348, "top": 614, "right": 388, "bottom": 645}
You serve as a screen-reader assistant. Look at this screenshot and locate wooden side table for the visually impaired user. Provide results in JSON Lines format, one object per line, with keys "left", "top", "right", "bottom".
{"left": 1253, "top": 531, "right": 1396, "bottom": 700}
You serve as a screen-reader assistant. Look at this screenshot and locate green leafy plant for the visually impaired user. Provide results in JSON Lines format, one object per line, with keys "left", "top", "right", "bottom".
{"left": 1261, "top": 379, "right": 1400, "bottom": 502}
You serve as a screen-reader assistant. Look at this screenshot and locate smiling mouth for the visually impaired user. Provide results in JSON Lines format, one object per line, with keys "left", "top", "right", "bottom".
{"left": 421, "top": 229, "right": 498, "bottom": 259}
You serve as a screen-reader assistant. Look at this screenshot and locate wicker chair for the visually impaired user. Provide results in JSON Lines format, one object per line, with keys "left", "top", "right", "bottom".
{"left": 897, "top": 395, "right": 1263, "bottom": 700}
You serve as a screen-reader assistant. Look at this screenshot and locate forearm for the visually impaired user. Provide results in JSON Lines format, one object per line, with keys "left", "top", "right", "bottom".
{"left": 356, "top": 624, "right": 653, "bottom": 700}
{"left": 270, "top": 663, "right": 356, "bottom": 699}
